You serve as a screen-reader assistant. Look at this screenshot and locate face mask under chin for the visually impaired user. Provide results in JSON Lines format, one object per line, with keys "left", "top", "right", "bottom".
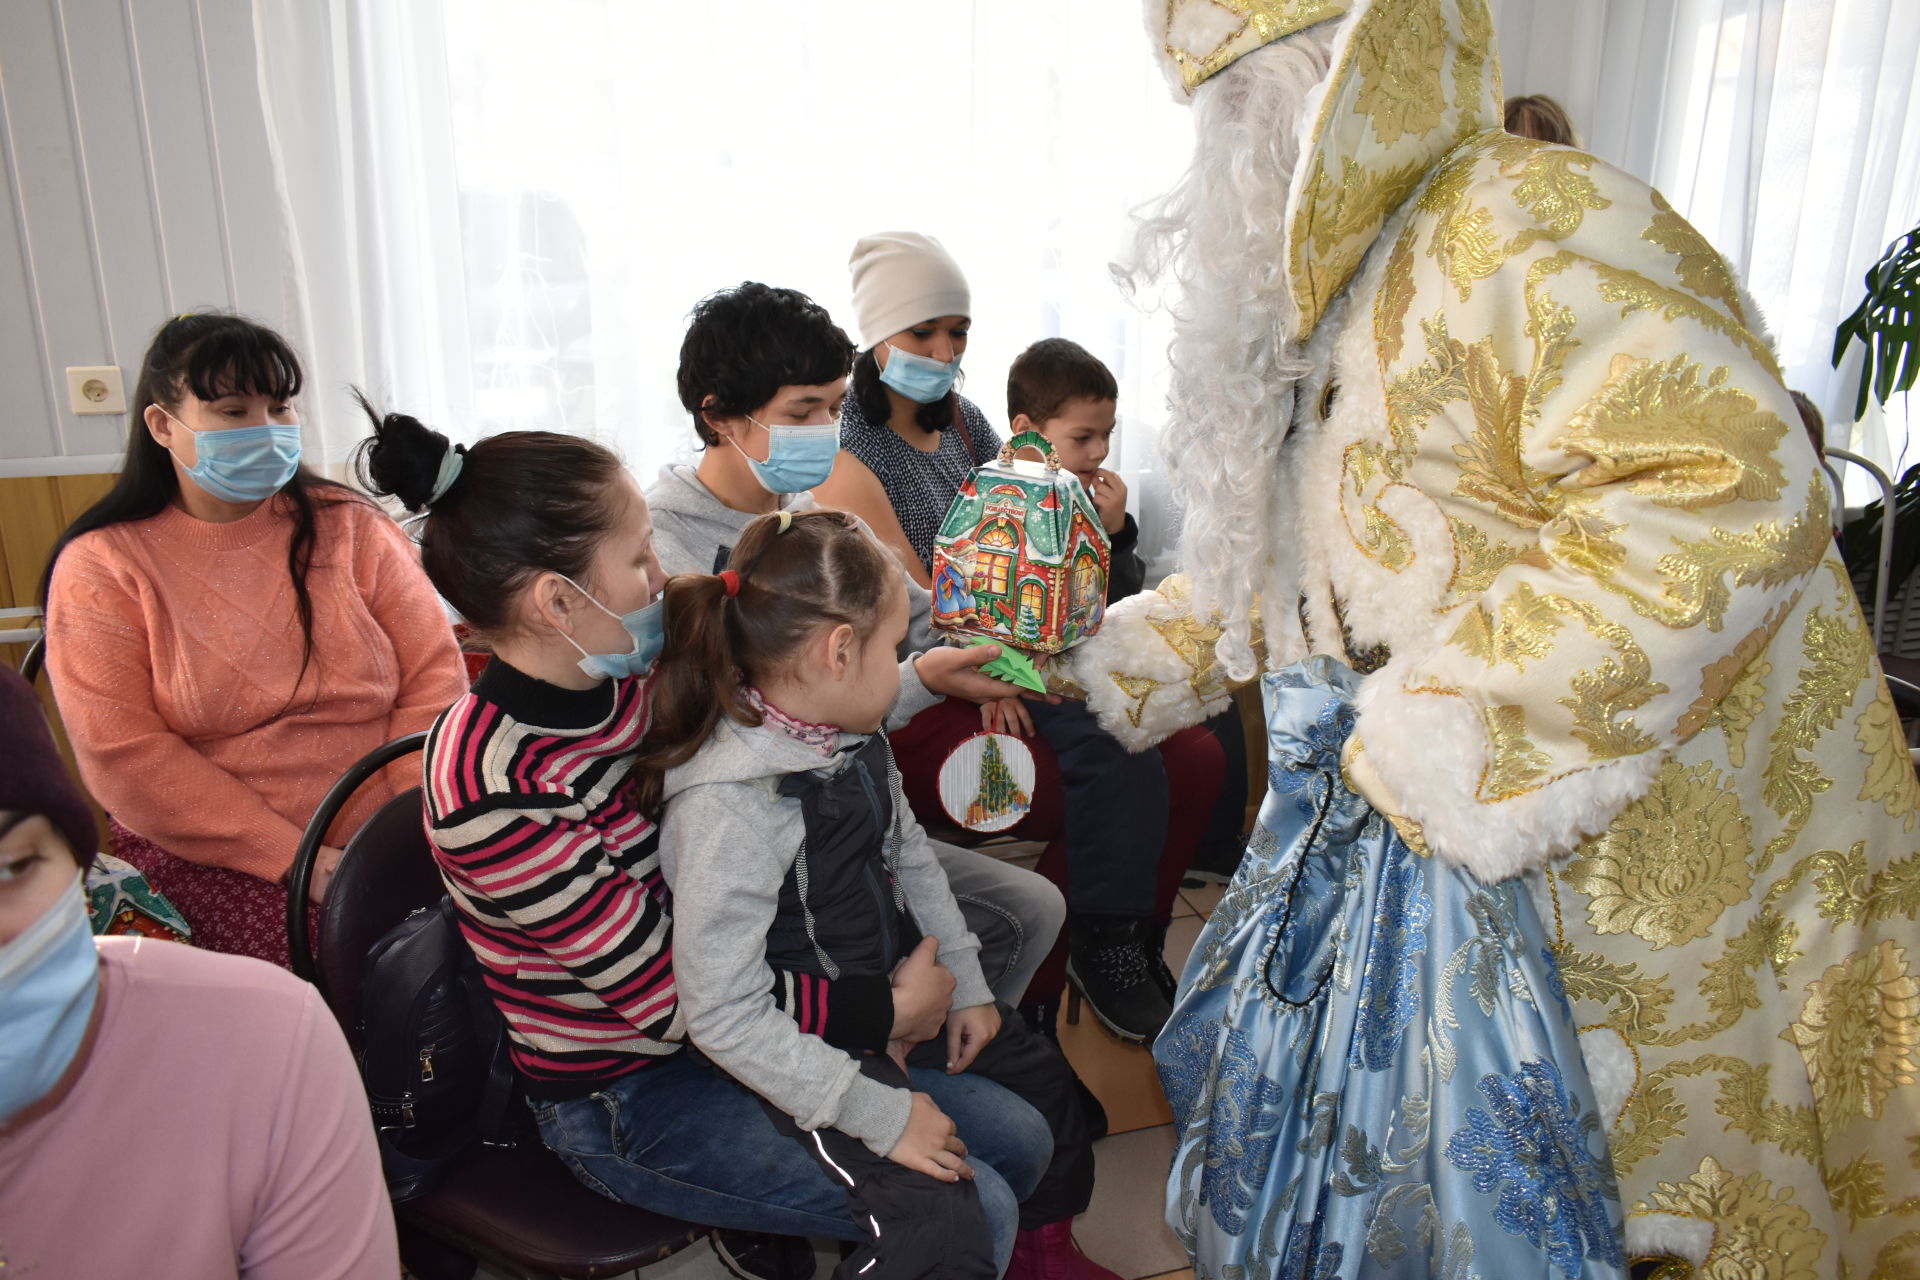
{"left": 553, "top": 576, "right": 666, "bottom": 681}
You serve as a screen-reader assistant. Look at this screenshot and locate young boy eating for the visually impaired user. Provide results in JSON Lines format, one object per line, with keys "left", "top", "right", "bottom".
{"left": 1009, "top": 337, "right": 1252, "bottom": 887}
{"left": 1005, "top": 339, "right": 1143, "bottom": 599}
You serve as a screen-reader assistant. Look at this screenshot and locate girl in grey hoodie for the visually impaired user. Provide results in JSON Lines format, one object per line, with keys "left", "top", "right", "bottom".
{"left": 641, "top": 511, "right": 1115, "bottom": 1280}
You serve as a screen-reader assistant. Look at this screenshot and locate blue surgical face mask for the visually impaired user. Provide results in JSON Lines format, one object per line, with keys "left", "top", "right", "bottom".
{"left": 555, "top": 576, "right": 666, "bottom": 680}
{"left": 0, "top": 879, "right": 99, "bottom": 1125}
{"left": 165, "top": 410, "right": 303, "bottom": 503}
{"left": 734, "top": 417, "right": 839, "bottom": 494}
{"left": 878, "top": 344, "right": 962, "bottom": 404}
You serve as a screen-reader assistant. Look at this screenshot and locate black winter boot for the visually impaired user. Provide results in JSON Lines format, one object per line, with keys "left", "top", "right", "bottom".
{"left": 1064, "top": 915, "right": 1173, "bottom": 1044}
{"left": 1146, "top": 919, "right": 1178, "bottom": 1002}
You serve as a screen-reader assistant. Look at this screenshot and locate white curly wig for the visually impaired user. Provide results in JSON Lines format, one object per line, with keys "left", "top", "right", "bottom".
{"left": 1118, "top": 21, "right": 1342, "bottom": 678}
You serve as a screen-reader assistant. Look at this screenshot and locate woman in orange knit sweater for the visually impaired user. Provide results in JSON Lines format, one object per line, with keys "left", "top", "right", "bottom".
{"left": 40, "top": 313, "right": 468, "bottom": 967}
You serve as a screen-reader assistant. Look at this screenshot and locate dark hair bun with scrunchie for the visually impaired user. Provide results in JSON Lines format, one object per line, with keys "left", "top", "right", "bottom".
{"left": 352, "top": 388, "right": 459, "bottom": 512}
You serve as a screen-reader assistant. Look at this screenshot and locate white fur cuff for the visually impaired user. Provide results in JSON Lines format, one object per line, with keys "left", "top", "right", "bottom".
{"left": 1062, "top": 589, "right": 1234, "bottom": 752}
{"left": 1625, "top": 1212, "right": 1714, "bottom": 1268}
{"left": 1353, "top": 665, "right": 1665, "bottom": 882}
{"left": 1577, "top": 1025, "right": 1636, "bottom": 1133}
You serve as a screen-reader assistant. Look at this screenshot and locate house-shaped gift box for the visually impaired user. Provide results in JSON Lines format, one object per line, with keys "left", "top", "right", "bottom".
{"left": 929, "top": 431, "right": 1111, "bottom": 655}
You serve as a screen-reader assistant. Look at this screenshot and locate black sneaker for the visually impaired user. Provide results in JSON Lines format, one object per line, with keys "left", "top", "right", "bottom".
{"left": 1065, "top": 915, "right": 1174, "bottom": 1044}
{"left": 711, "top": 1231, "right": 816, "bottom": 1280}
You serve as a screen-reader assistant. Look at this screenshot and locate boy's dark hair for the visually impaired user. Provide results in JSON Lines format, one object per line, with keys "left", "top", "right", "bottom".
{"left": 677, "top": 283, "right": 856, "bottom": 446}
{"left": 635, "top": 510, "right": 895, "bottom": 815}
{"left": 1006, "top": 338, "right": 1118, "bottom": 425}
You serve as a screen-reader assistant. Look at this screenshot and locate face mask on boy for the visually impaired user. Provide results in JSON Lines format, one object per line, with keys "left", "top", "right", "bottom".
{"left": 0, "top": 880, "right": 99, "bottom": 1125}
{"left": 878, "top": 344, "right": 962, "bottom": 404}
{"left": 554, "top": 576, "right": 667, "bottom": 680}
{"left": 733, "top": 418, "right": 839, "bottom": 494}
{"left": 163, "top": 411, "right": 303, "bottom": 503}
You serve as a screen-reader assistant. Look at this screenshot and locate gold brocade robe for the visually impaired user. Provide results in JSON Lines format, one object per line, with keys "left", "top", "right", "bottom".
{"left": 1087, "top": 2, "right": 1920, "bottom": 1274}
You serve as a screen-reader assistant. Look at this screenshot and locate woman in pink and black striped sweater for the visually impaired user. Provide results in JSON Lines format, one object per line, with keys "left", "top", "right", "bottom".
{"left": 355, "top": 403, "right": 1054, "bottom": 1271}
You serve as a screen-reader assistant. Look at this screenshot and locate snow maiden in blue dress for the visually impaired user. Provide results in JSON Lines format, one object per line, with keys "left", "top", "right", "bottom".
{"left": 1155, "top": 658, "right": 1625, "bottom": 1278}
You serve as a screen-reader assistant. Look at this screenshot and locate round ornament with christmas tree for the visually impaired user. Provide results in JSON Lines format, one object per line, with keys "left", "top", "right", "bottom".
{"left": 937, "top": 731, "right": 1036, "bottom": 833}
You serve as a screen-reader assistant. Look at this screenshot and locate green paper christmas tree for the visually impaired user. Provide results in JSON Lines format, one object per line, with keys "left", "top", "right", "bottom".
{"left": 966, "top": 735, "right": 1031, "bottom": 828}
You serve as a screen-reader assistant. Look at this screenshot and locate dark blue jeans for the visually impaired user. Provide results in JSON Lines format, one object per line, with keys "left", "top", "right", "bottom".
{"left": 532, "top": 1049, "right": 1051, "bottom": 1268}
{"left": 1028, "top": 698, "right": 1168, "bottom": 917}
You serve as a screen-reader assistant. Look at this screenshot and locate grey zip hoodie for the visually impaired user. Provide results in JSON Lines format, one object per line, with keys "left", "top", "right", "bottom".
{"left": 645, "top": 463, "right": 938, "bottom": 654}
{"left": 658, "top": 715, "right": 993, "bottom": 1157}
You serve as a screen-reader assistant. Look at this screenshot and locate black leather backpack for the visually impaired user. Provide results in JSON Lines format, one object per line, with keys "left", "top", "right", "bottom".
{"left": 359, "top": 896, "right": 521, "bottom": 1201}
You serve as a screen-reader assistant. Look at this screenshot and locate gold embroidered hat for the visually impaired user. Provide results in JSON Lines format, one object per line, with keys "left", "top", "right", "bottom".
{"left": 1278, "top": 0, "right": 1502, "bottom": 337}
{"left": 1148, "top": 0, "right": 1504, "bottom": 338}
{"left": 1150, "top": 0, "right": 1351, "bottom": 96}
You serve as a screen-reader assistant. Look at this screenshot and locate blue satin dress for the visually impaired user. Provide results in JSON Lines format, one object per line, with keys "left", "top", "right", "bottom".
{"left": 1155, "top": 658, "right": 1627, "bottom": 1279}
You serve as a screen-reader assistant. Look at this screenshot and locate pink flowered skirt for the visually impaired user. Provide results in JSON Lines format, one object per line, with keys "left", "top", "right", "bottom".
{"left": 107, "top": 819, "right": 315, "bottom": 970}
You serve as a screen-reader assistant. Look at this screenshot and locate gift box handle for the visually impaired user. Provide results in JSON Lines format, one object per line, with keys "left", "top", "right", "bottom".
{"left": 998, "top": 430, "right": 1061, "bottom": 472}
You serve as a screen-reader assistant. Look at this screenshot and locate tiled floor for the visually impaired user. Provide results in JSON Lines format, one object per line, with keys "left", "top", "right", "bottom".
{"left": 476, "top": 880, "right": 1218, "bottom": 1280}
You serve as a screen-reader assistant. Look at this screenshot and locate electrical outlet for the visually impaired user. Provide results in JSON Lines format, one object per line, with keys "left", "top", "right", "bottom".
{"left": 66, "top": 365, "right": 127, "bottom": 415}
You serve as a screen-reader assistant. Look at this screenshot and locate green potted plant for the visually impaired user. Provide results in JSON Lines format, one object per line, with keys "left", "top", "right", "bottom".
{"left": 1835, "top": 223, "right": 1920, "bottom": 418}
{"left": 1834, "top": 225, "right": 1920, "bottom": 611}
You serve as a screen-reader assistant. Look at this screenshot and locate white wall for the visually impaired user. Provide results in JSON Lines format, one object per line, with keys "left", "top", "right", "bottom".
{"left": 0, "top": 0, "right": 291, "bottom": 474}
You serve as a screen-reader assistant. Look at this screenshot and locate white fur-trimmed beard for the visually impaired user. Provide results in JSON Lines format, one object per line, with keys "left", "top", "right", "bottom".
{"left": 1117, "top": 23, "right": 1341, "bottom": 680}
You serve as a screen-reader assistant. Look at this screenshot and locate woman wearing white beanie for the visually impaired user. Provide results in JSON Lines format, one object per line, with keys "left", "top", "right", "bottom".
{"left": 815, "top": 231, "right": 997, "bottom": 587}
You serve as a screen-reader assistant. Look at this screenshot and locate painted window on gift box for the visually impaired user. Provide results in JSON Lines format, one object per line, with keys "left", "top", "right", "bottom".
{"left": 1017, "top": 579, "right": 1047, "bottom": 644}
{"left": 975, "top": 520, "right": 1019, "bottom": 598}
{"left": 978, "top": 551, "right": 1013, "bottom": 596}
{"left": 1072, "top": 548, "right": 1101, "bottom": 602}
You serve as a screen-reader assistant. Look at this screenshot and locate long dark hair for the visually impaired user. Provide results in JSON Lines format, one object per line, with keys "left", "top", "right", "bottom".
{"left": 353, "top": 397, "right": 629, "bottom": 633}
{"left": 634, "top": 510, "right": 895, "bottom": 816}
{"left": 40, "top": 313, "right": 354, "bottom": 697}
{"left": 851, "top": 347, "right": 957, "bottom": 435}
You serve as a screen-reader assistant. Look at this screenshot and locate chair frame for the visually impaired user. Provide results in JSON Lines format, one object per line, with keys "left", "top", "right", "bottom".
{"left": 1827, "top": 447, "right": 1896, "bottom": 647}
{"left": 17, "top": 633, "right": 46, "bottom": 684}
{"left": 287, "top": 733, "right": 706, "bottom": 1279}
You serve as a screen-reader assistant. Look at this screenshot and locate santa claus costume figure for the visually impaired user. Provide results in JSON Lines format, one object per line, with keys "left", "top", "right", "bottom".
{"left": 1066, "top": 2, "right": 1920, "bottom": 1277}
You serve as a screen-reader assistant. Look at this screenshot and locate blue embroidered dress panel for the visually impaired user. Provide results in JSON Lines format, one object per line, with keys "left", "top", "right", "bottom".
{"left": 1155, "top": 657, "right": 1626, "bottom": 1279}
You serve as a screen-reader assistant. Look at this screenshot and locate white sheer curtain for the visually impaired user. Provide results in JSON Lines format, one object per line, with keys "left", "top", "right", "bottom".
{"left": 262, "top": 0, "right": 1920, "bottom": 516}
{"left": 254, "top": 0, "right": 473, "bottom": 465}
{"left": 433, "top": 0, "right": 1193, "bottom": 571}
{"left": 1493, "top": 0, "right": 1920, "bottom": 487}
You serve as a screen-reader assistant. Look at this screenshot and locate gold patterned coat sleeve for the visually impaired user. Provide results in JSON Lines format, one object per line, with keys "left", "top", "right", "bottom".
{"left": 1343, "top": 134, "right": 1842, "bottom": 883}
{"left": 1320, "top": 136, "right": 1920, "bottom": 1273}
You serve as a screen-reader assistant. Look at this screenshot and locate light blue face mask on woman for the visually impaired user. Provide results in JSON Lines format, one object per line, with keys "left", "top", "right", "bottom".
{"left": 878, "top": 344, "right": 963, "bottom": 404}
{"left": 165, "top": 411, "right": 303, "bottom": 503}
{"left": 0, "top": 881, "right": 99, "bottom": 1125}
{"left": 555, "top": 576, "right": 666, "bottom": 680}
{"left": 734, "top": 417, "right": 839, "bottom": 494}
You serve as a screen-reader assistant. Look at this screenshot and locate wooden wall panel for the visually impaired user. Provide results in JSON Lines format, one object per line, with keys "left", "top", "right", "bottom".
{"left": 2, "top": 471, "right": 118, "bottom": 843}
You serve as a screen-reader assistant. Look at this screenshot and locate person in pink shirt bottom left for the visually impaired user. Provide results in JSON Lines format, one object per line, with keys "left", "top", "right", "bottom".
{"left": 0, "top": 664, "right": 397, "bottom": 1280}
